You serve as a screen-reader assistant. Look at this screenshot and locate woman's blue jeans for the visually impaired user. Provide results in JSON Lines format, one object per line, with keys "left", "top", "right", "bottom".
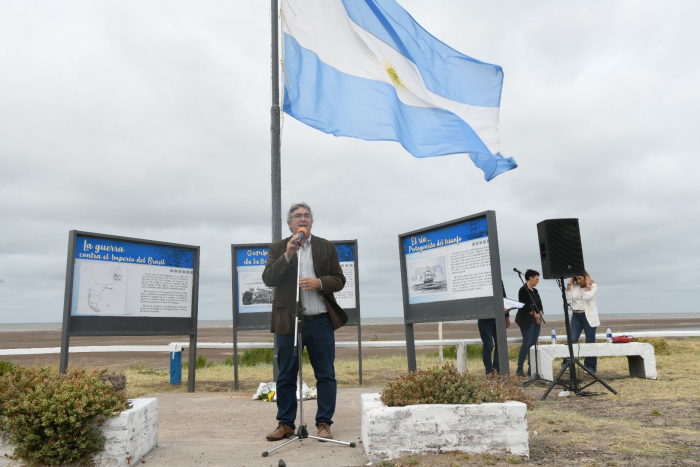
{"left": 570, "top": 312, "right": 598, "bottom": 372}
{"left": 517, "top": 322, "right": 541, "bottom": 368}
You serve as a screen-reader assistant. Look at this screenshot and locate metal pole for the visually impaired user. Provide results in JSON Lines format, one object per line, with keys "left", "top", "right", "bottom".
{"left": 271, "top": 0, "right": 282, "bottom": 243}
{"left": 60, "top": 230, "right": 77, "bottom": 374}
{"left": 271, "top": 0, "right": 282, "bottom": 381}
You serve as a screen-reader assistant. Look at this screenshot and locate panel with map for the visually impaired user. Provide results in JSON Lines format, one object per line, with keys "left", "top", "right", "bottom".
{"left": 76, "top": 261, "right": 128, "bottom": 315}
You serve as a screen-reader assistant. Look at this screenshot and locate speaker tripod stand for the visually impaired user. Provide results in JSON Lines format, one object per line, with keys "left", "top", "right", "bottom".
{"left": 540, "top": 278, "right": 617, "bottom": 400}
{"left": 262, "top": 247, "right": 356, "bottom": 458}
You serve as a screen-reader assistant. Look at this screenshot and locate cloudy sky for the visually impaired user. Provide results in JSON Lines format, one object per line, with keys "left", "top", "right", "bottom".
{"left": 1, "top": 1, "right": 698, "bottom": 324}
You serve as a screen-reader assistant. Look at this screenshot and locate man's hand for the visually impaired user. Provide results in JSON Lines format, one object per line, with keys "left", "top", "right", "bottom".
{"left": 299, "top": 277, "right": 321, "bottom": 291}
{"left": 505, "top": 317, "right": 511, "bottom": 328}
{"left": 285, "top": 233, "right": 302, "bottom": 259}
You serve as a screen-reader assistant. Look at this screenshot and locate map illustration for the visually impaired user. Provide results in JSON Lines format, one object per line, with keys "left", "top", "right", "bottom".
{"left": 77, "top": 262, "right": 127, "bottom": 315}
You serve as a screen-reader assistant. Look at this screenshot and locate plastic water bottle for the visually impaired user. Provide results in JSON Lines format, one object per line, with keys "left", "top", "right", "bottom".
{"left": 551, "top": 327, "right": 557, "bottom": 345}
{"left": 606, "top": 326, "right": 613, "bottom": 343}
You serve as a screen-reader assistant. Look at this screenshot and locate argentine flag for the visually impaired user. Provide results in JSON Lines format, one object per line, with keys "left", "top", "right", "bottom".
{"left": 281, "top": 0, "right": 517, "bottom": 181}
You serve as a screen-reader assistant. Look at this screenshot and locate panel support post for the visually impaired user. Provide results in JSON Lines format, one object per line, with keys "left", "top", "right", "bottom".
{"left": 187, "top": 335, "right": 197, "bottom": 393}
{"left": 405, "top": 323, "right": 417, "bottom": 373}
{"left": 60, "top": 230, "right": 77, "bottom": 374}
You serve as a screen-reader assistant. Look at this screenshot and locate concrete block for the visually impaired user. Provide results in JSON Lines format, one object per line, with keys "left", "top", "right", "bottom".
{"left": 361, "top": 394, "right": 529, "bottom": 463}
{"left": 0, "top": 398, "right": 157, "bottom": 467}
{"left": 530, "top": 342, "right": 657, "bottom": 381}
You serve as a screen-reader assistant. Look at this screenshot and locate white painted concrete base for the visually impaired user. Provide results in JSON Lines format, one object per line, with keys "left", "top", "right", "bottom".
{"left": 361, "top": 393, "right": 528, "bottom": 463}
{"left": 529, "top": 342, "right": 657, "bottom": 381}
{"left": 1, "top": 398, "right": 157, "bottom": 467}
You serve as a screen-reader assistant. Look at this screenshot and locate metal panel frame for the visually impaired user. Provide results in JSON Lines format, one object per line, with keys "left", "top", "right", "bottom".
{"left": 60, "top": 230, "right": 200, "bottom": 392}
{"left": 398, "top": 211, "right": 508, "bottom": 373}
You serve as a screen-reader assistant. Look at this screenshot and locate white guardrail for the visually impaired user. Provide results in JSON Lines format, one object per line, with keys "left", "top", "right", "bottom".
{"left": 2, "top": 331, "right": 698, "bottom": 358}
{"left": 2, "top": 331, "right": 698, "bottom": 381}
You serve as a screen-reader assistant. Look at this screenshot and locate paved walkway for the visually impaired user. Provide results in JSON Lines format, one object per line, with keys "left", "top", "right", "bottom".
{"left": 141, "top": 387, "right": 381, "bottom": 467}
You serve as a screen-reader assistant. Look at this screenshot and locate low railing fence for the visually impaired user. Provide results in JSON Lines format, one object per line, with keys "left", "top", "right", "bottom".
{"left": 2, "top": 331, "right": 698, "bottom": 385}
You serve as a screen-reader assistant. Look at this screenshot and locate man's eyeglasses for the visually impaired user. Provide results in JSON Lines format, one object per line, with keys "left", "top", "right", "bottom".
{"left": 292, "top": 213, "right": 312, "bottom": 219}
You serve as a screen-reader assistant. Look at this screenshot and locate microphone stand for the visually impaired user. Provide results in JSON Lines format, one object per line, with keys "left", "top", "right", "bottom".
{"left": 515, "top": 271, "right": 544, "bottom": 388}
{"left": 263, "top": 238, "right": 356, "bottom": 458}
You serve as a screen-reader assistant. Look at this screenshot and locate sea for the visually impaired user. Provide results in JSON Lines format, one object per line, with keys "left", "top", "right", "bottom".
{"left": 0, "top": 313, "right": 698, "bottom": 332}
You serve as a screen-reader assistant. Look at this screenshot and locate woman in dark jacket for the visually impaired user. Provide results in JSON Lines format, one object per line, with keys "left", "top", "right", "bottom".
{"left": 515, "top": 269, "right": 544, "bottom": 377}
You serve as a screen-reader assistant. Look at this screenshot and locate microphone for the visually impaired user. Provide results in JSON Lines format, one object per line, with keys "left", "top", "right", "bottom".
{"left": 513, "top": 268, "right": 523, "bottom": 275}
{"left": 294, "top": 227, "right": 307, "bottom": 247}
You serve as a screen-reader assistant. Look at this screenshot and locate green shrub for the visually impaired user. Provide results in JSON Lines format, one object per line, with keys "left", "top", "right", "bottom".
{"left": 431, "top": 345, "right": 522, "bottom": 361}
{"left": 230, "top": 348, "right": 310, "bottom": 367}
{"left": 182, "top": 355, "right": 215, "bottom": 369}
{"left": 636, "top": 337, "right": 671, "bottom": 355}
{"left": 428, "top": 345, "right": 458, "bottom": 359}
{"left": 0, "top": 360, "right": 17, "bottom": 375}
{"left": 240, "top": 348, "right": 274, "bottom": 366}
{"left": 0, "top": 367, "right": 131, "bottom": 465}
{"left": 380, "top": 362, "right": 531, "bottom": 408}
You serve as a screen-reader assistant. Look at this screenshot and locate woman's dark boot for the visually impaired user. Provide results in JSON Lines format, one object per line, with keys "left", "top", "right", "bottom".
{"left": 516, "top": 366, "right": 525, "bottom": 377}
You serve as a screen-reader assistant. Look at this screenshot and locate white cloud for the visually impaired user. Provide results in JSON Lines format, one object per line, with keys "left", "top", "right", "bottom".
{"left": 1, "top": 1, "right": 698, "bottom": 323}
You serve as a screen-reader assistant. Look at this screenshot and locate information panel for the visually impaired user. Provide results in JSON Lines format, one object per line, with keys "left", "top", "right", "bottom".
{"left": 404, "top": 216, "right": 491, "bottom": 305}
{"left": 398, "top": 211, "right": 507, "bottom": 373}
{"left": 60, "top": 230, "right": 201, "bottom": 391}
{"left": 334, "top": 242, "right": 357, "bottom": 310}
{"left": 71, "top": 235, "right": 195, "bottom": 318}
{"left": 231, "top": 240, "right": 363, "bottom": 387}
{"left": 232, "top": 240, "right": 359, "bottom": 326}
{"left": 235, "top": 246, "right": 273, "bottom": 315}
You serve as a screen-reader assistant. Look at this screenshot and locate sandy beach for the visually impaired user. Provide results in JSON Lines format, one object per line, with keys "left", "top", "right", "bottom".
{"left": 2, "top": 317, "right": 699, "bottom": 371}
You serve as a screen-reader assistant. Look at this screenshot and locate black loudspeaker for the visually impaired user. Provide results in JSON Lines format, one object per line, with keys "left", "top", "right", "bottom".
{"left": 537, "top": 219, "right": 585, "bottom": 279}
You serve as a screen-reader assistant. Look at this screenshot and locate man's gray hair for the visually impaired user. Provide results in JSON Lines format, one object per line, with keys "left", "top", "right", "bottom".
{"left": 286, "top": 202, "right": 314, "bottom": 225}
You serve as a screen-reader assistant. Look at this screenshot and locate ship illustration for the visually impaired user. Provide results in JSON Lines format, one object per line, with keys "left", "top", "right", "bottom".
{"left": 423, "top": 266, "right": 434, "bottom": 284}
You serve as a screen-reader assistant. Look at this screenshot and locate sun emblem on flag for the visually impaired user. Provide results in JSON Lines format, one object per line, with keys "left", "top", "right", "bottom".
{"left": 382, "top": 60, "right": 407, "bottom": 91}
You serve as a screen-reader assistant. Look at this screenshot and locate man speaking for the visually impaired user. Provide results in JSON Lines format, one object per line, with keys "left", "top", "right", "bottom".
{"left": 262, "top": 202, "right": 347, "bottom": 442}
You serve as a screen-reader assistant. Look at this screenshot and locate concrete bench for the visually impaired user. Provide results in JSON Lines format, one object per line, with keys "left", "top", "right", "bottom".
{"left": 529, "top": 342, "right": 657, "bottom": 381}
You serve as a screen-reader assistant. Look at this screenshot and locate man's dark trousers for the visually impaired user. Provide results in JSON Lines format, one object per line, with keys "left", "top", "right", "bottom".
{"left": 276, "top": 313, "right": 336, "bottom": 429}
{"left": 478, "top": 318, "right": 500, "bottom": 374}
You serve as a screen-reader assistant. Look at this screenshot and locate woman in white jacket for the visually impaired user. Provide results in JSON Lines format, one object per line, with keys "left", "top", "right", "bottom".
{"left": 566, "top": 272, "right": 600, "bottom": 373}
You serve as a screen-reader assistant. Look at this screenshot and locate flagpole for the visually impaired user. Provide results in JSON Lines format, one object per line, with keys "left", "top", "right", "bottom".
{"left": 271, "top": 0, "right": 282, "bottom": 243}
{"left": 271, "top": 0, "right": 281, "bottom": 380}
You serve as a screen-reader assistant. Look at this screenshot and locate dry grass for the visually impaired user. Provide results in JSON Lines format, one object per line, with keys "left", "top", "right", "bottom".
{"left": 523, "top": 337, "right": 700, "bottom": 464}
{"left": 16, "top": 337, "right": 697, "bottom": 465}
{"left": 119, "top": 338, "right": 700, "bottom": 401}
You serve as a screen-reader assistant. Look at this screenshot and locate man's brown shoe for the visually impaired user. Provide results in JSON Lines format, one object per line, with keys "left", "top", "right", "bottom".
{"left": 266, "top": 422, "right": 294, "bottom": 441}
{"left": 317, "top": 423, "right": 332, "bottom": 440}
